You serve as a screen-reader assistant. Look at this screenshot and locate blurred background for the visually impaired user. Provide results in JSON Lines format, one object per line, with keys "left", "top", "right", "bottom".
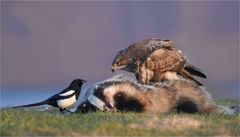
{"left": 1, "top": 1, "right": 239, "bottom": 107}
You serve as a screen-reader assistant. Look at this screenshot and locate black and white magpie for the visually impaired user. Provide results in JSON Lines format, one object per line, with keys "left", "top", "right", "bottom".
{"left": 13, "top": 79, "right": 86, "bottom": 113}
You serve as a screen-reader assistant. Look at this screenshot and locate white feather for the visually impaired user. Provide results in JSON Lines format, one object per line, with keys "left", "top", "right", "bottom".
{"left": 59, "top": 90, "right": 75, "bottom": 96}
{"left": 57, "top": 95, "right": 76, "bottom": 109}
{"left": 163, "top": 72, "right": 179, "bottom": 80}
{"left": 178, "top": 50, "right": 182, "bottom": 53}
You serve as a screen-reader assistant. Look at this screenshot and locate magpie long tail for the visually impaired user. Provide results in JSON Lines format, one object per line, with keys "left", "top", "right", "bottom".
{"left": 13, "top": 100, "right": 48, "bottom": 108}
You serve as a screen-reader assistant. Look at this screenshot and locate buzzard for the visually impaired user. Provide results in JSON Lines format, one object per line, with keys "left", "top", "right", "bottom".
{"left": 111, "top": 38, "right": 207, "bottom": 85}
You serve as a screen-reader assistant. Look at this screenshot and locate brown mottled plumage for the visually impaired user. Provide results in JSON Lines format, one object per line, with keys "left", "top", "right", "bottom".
{"left": 112, "top": 38, "right": 207, "bottom": 85}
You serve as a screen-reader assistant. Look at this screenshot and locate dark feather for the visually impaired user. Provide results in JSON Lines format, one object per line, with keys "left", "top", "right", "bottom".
{"left": 181, "top": 69, "right": 203, "bottom": 86}
{"left": 184, "top": 63, "right": 207, "bottom": 78}
{"left": 48, "top": 92, "right": 75, "bottom": 101}
{"left": 13, "top": 92, "right": 76, "bottom": 108}
{"left": 13, "top": 100, "right": 48, "bottom": 108}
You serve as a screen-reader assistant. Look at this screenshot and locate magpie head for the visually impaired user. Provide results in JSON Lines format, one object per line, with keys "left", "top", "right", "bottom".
{"left": 69, "top": 79, "right": 86, "bottom": 99}
{"left": 69, "top": 79, "right": 86, "bottom": 90}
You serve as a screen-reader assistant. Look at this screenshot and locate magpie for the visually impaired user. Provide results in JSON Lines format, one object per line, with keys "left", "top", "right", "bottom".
{"left": 13, "top": 79, "right": 86, "bottom": 113}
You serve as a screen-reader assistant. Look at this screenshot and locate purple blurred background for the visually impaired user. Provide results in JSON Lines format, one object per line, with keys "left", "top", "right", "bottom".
{"left": 1, "top": 1, "right": 239, "bottom": 107}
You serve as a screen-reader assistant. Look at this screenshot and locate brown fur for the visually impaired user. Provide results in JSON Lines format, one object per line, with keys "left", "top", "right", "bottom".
{"left": 101, "top": 77, "right": 225, "bottom": 114}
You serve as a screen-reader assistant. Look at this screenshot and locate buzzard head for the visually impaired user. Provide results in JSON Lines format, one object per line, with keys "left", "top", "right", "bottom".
{"left": 111, "top": 50, "right": 133, "bottom": 72}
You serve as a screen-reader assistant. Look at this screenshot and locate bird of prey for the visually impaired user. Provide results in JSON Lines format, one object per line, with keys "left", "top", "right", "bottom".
{"left": 13, "top": 79, "right": 86, "bottom": 113}
{"left": 111, "top": 38, "right": 207, "bottom": 85}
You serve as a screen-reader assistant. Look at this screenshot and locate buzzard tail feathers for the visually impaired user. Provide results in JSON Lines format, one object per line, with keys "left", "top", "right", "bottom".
{"left": 181, "top": 69, "right": 203, "bottom": 86}
{"left": 184, "top": 63, "right": 207, "bottom": 78}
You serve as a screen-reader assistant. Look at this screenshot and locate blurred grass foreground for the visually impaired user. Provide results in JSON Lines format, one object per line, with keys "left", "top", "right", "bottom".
{"left": 1, "top": 100, "right": 239, "bottom": 136}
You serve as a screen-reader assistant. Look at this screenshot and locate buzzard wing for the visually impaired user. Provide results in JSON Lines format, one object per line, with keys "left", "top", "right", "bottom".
{"left": 127, "top": 39, "right": 184, "bottom": 84}
{"left": 145, "top": 48, "right": 186, "bottom": 73}
{"left": 132, "top": 39, "right": 175, "bottom": 61}
{"left": 120, "top": 38, "right": 206, "bottom": 85}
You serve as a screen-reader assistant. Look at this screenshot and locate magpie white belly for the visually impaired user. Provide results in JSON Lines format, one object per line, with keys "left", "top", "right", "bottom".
{"left": 57, "top": 95, "right": 76, "bottom": 109}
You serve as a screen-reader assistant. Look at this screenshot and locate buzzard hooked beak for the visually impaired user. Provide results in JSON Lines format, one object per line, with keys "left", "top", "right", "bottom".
{"left": 111, "top": 64, "right": 118, "bottom": 72}
{"left": 111, "top": 66, "right": 115, "bottom": 72}
{"left": 112, "top": 64, "right": 128, "bottom": 72}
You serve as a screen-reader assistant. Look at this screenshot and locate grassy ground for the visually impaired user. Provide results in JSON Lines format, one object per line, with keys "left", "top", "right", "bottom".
{"left": 1, "top": 100, "right": 240, "bottom": 136}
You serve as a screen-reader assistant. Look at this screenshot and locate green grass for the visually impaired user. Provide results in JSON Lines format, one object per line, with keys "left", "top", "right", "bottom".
{"left": 1, "top": 100, "right": 240, "bottom": 136}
